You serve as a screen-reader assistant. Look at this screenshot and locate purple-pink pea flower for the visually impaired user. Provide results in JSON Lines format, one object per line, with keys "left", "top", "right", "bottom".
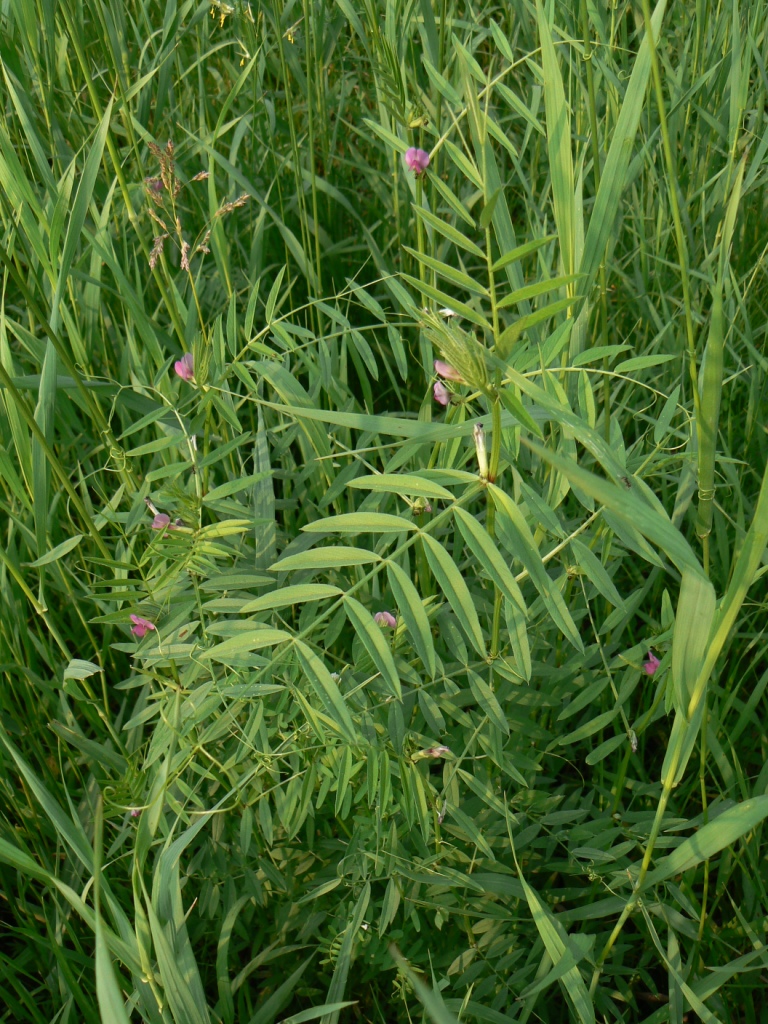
{"left": 130, "top": 808, "right": 141, "bottom": 818}
{"left": 433, "top": 380, "right": 451, "bottom": 406}
{"left": 434, "top": 359, "right": 463, "bottom": 382}
{"left": 643, "top": 651, "right": 661, "bottom": 675}
{"left": 174, "top": 353, "right": 194, "bottom": 382}
{"left": 404, "top": 147, "right": 430, "bottom": 176}
{"left": 374, "top": 611, "right": 397, "bottom": 629}
{"left": 130, "top": 615, "right": 156, "bottom": 639}
{"left": 151, "top": 513, "right": 180, "bottom": 531}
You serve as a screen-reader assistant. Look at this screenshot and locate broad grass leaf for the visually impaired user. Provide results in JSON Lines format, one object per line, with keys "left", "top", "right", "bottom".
{"left": 520, "top": 440, "right": 705, "bottom": 579}
{"left": 579, "top": 0, "right": 669, "bottom": 290}
{"left": 320, "top": 883, "right": 370, "bottom": 1024}
{"left": 537, "top": 2, "right": 575, "bottom": 280}
{"left": 145, "top": 894, "right": 211, "bottom": 1024}
{"left": 672, "top": 570, "right": 716, "bottom": 712}
{"left": 387, "top": 560, "right": 437, "bottom": 678}
{"left": 278, "top": 1006, "right": 357, "bottom": 1024}
{"left": 421, "top": 534, "right": 485, "bottom": 656}
{"left": 250, "top": 956, "right": 314, "bottom": 1024}
{"left": 390, "top": 950, "right": 461, "bottom": 1024}
{"left": 644, "top": 796, "right": 768, "bottom": 889}
{"left": 516, "top": 871, "right": 595, "bottom": 1024}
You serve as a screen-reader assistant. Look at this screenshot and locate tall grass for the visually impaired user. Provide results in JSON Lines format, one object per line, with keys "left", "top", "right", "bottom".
{"left": 1, "top": 0, "right": 767, "bottom": 1021}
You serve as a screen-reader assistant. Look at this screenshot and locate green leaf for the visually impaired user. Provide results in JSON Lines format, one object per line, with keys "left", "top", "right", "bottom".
{"left": 403, "top": 246, "right": 489, "bottom": 296}
{"left": 644, "top": 796, "right": 768, "bottom": 889}
{"left": 491, "top": 235, "right": 556, "bottom": 273}
{"left": 467, "top": 670, "right": 509, "bottom": 735}
{"left": 537, "top": 3, "right": 575, "bottom": 279}
{"left": 295, "top": 640, "right": 357, "bottom": 743}
{"left": 571, "top": 538, "right": 625, "bottom": 609}
{"left": 320, "top": 883, "right": 370, "bottom": 1024}
{"left": 515, "top": 869, "right": 595, "bottom": 1024}
{"left": 269, "top": 547, "right": 381, "bottom": 571}
{"left": 28, "top": 533, "right": 83, "bottom": 567}
{"left": 240, "top": 584, "right": 343, "bottom": 614}
{"left": 400, "top": 273, "right": 492, "bottom": 331}
{"left": 453, "top": 506, "right": 526, "bottom": 612}
{"left": 520, "top": 440, "right": 705, "bottom": 579}
{"left": 200, "top": 629, "right": 293, "bottom": 662}
{"left": 302, "top": 513, "right": 416, "bottom": 534}
{"left": 349, "top": 473, "right": 454, "bottom": 500}
{"left": 387, "top": 560, "right": 437, "bottom": 678}
{"left": 343, "top": 596, "right": 401, "bottom": 698}
{"left": 489, "top": 484, "right": 583, "bottom": 651}
{"left": 497, "top": 274, "right": 580, "bottom": 310}
{"left": 672, "top": 570, "right": 717, "bottom": 712}
{"left": 63, "top": 658, "right": 102, "bottom": 680}
{"left": 421, "top": 534, "right": 486, "bottom": 656}
{"left": 413, "top": 206, "right": 485, "bottom": 259}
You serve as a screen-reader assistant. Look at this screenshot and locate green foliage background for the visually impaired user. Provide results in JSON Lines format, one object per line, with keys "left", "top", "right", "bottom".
{"left": 1, "top": 0, "right": 768, "bottom": 1021}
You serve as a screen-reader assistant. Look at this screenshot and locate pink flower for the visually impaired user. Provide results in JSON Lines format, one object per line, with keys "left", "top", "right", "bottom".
{"left": 130, "top": 615, "right": 156, "bottom": 639}
{"left": 130, "top": 808, "right": 141, "bottom": 818}
{"left": 174, "top": 353, "right": 194, "bottom": 381}
{"left": 404, "top": 147, "right": 430, "bottom": 175}
{"left": 421, "top": 746, "right": 451, "bottom": 758}
{"left": 374, "top": 611, "right": 397, "bottom": 629}
{"left": 434, "top": 360, "right": 463, "bottom": 382}
{"left": 643, "top": 651, "right": 661, "bottom": 675}
{"left": 433, "top": 381, "right": 451, "bottom": 406}
{"left": 151, "top": 513, "right": 180, "bottom": 530}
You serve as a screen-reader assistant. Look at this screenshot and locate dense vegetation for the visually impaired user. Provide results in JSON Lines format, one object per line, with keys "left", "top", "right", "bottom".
{"left": 1, "top": 0, "right": 767, "bottom": 1021}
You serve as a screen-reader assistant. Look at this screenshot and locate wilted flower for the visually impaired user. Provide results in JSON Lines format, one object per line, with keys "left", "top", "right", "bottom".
{"left": 421, "top": 745, "right": 451, "bottom": 758}
{"left": 374, "top": 611, "right": 397, "bottom": 629}
{"left": 130, "top": 807, "right": 141, "bottom": 818}
{"left": 434, "top": 359, "right": 463, "bottom": 382}
{"left": 433, "top": 381, "right": 450, "bottom": 406}
{"left": 130, "top": 615, "right": 156, "bottom": 639}
{"left": 174, "top": 353, "right": 194, "bottom": 381}
{"left": 643, "top": 651, "right": 661, "bottom": 675}
{"left": 404, "top": 147, "right": 430, "bottom": 175}
{"left": 439, "top": 307, "right": 458, "bottom": 319}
